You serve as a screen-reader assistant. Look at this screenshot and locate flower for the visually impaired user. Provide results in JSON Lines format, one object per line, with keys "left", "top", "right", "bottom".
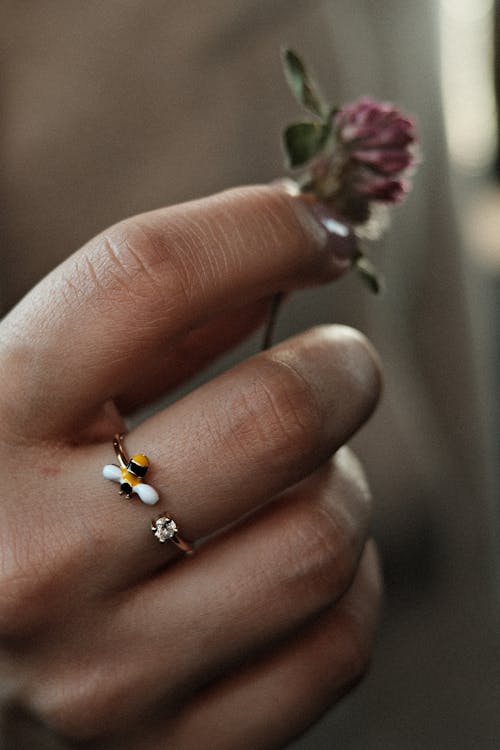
{"left": 310, "top": 97, "right": 418, "bottom": 225}
{"left": 279, "top": 49, "right": 420, "bottom": 301}
{"left": 336, "top": 97, "right": 416, "bottom": 153}
{"left": 261, "top": 51, "right": 421, "bottom": 350}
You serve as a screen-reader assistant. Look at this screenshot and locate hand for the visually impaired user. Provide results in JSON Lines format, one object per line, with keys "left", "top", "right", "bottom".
{"left": 0, "top": 184, "right": 382, "bottom": 749}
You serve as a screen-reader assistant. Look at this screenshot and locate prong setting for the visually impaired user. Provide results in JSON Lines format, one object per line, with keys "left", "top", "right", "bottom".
{"left": 151, "top": 516, "right": 178, "bottom": 543}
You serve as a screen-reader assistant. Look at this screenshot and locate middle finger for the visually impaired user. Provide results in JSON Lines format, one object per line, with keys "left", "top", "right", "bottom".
{"left": 74, "top": 325, "right": 380, "bottom": 585}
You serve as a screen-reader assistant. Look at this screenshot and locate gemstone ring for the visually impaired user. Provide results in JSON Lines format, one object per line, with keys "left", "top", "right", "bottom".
{"left": 151, "top": 514, "right": 194, "bottom": 554}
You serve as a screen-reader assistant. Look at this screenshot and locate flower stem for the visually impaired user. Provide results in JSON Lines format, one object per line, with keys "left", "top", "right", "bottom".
{"left": 262, "top": 292, "right": 283, "bottom": 350}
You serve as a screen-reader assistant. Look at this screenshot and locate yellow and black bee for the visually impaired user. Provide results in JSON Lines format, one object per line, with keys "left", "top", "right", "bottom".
{"left": 103, "top": 435, "right": 159, "bottom": 505}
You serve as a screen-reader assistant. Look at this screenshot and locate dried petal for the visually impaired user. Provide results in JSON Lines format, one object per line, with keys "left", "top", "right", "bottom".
{"left": 307, "top": 96, "right": 419, "bottom": 226}
{"left": 334, "top": 97, "right": 417, "bottom": 185}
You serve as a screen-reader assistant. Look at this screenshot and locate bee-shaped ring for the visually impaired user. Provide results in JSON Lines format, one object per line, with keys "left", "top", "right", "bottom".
{"left": 103, "top": 434, "right": 159, "bottom": 505}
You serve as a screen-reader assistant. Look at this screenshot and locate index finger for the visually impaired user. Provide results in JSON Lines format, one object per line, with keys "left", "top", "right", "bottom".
{"left": 0, "top": 183, "right": 357, "bottom": 439}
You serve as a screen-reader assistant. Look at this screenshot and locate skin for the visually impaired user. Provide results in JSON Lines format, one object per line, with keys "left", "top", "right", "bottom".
{"left": 0, "top": 183, "right": 382, "bottom": 748}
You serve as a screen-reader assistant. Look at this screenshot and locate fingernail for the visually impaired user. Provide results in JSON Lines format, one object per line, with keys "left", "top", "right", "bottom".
{"left": 273, "top": 177, "right": 359, "bottom": 268}
{"left": 272, "top": 178, "right": 359, "bottom": 268}
{"left": 270, "top": 177, "right": 300, "bottom": 193}
{"left": 304, "top": 199, "right": 358, "bottom": 265}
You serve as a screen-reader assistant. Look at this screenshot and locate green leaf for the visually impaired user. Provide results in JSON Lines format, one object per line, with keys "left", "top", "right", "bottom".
{"left": 282, "top": 49, "right": 327, "bottom": 119}
{"left": 353, "top": 254, "right": 384, "bottom": 294}
{"left": 283, "top": 121, "right": 330, "bottom": 168}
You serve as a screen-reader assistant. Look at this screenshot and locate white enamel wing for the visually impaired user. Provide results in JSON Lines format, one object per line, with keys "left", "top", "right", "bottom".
{"left": 103, "top": 464, "right": 160, "bottom": 505}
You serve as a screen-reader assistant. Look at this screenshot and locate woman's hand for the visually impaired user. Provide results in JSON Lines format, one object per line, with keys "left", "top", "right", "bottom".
{"left": 0, "top": 184, "right": 382, "bottom": 749}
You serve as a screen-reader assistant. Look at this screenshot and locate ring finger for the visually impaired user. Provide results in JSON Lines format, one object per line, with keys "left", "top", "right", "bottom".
{"left": 138, "top": 541, "right": 381, "bottom": 750}
{"left": 27, "top": 447, "right": 374, "bottom": 740}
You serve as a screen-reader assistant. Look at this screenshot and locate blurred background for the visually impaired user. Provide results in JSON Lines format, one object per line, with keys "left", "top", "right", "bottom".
{"left": 1, "top": 0, "right": 500, "bottom": 747}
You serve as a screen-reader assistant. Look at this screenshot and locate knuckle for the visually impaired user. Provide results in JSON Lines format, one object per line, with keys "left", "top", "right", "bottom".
{"left": 31, "top": 674, "right": 112, "bottom": 743}
{"left": 279, "top": 454, "right": 374, "bottom": 607}
{"left": 101, "top": 223, "right": 165, "bottom": 285}
{"left": 238, "top": 357, "right": 324, "bottom": 472}
{"left": 331, "top": 448, "right": 374, "bottom": 537}
{"left": 303, "top": 619, "right": 372, "bottom": 714}
{"left": 333, "top": 325, "right": 383, "bottom": 409}
{"left": 124, "top": 212, "right": 234, "bottom": 318}
{"left": 283, "top": 504, "right": 357, "bottom": 605}
{"left": 77, "top": 220, "right": 192, "bottom": 326}
{"left": 338, "top": 608, "right": 374, "bottom": 686}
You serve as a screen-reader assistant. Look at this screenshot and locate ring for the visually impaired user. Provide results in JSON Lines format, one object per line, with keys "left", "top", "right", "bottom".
{"left": 102, "top": 434, "right": 160, "bottom": 505}
{"left": 151, "top": 514, "right": 194, "bottom": 554}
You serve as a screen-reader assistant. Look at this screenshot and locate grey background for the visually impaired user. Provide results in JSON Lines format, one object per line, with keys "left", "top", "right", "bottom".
{"left": 1, "top": 1, "right": 499, "bottom": 747}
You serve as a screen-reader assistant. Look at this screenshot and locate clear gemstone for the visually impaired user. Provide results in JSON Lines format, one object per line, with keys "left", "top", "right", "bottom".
{"left": 153, "top": 516, "right": 178, "bottom": 543}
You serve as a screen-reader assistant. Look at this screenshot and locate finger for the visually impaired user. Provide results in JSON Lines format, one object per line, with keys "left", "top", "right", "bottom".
{"left": 79, "top": 326, "right": 381, "bottom": 583}
{"left": 99, "top": 447, "right": 373, "bottom": 735}
{"left": 0, "top": 183, "right": 357, "bottom": 438}
{"left": 153, "top": 541, "right": 382, "bottom": 750}
{"left": 23, "top": 537, "right": 380, "bottom": 748}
